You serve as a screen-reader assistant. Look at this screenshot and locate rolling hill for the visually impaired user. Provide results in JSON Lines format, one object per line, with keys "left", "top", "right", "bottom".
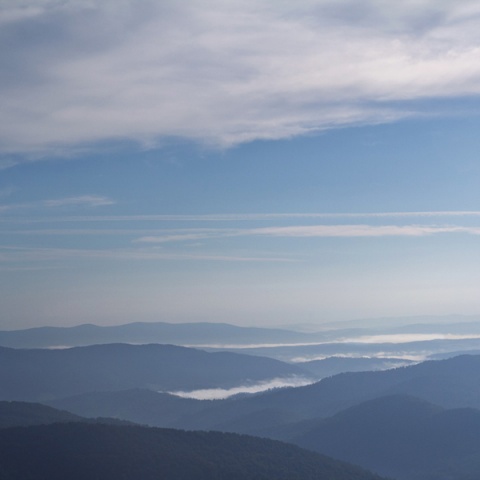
{"left": 290, "top": 395, "right": 480, "bottom": 480}
{"left": 0, "top": 422, "right": 385, "bottom": 480}
{"left": 49, "top": 389, "right": 212, "bottom": 427}
{"left": 48, "top": 354, "right": 480, "bottom": 435}
{"left": 0, "top": 343, "right": 309, "bottom": 401}
{"left": 0, "top": 401, "right": 83, "bottom": 428}
{"left": 299, "top": 356, "right": 415, "bottom": 378}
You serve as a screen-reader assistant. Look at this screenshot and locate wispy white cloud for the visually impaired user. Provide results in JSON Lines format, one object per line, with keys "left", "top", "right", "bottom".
{"left": 5, "top": 210, "right": 480, "bottom": 245}
{"left": 246, "top": 224, "right": 480, "bottom": 237}
{"left": 136, "top": 232, "right": 223, "bottom": 244}
{"left": 5, "top": 211, "right": 480, "bottom": 223}
{"left": 42, "top": 195, "right": 115, "bottom": 208}
{"left": 3, "top": 1, "right": 480, "bottom": 157}
{"left": 0, "top": 195, "right": 114, "bottom": 213}
{"left": 136, "top": 224, "right": 480, "bottom": 243}
{"left": 167, "top": 376, "right": 315, "bottom": 400}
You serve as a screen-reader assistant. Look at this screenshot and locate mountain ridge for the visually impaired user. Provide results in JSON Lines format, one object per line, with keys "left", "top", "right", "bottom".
{"left": 0, "top": 321, "right": 322, "bottom": 348}
{"left": 0, "top": 343, "right": 309, "bottom": 402}
{"left": 0, "top": 422, "right": 385, "bottom": 480}
{"left": 289, "top": 394, "right": 480, "bottom": 480}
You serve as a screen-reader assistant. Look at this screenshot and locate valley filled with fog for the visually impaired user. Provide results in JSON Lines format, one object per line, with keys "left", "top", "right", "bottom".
{"left": 2, "top": 317, "right": 480, "bottom": 479}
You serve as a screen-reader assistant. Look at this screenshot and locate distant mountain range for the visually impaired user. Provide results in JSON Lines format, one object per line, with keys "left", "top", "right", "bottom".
{"left": 5, "top": 342, "right": 480, "bottom": 479}
{"left": 0, "top": 321, "right": 323, "bottom": 348}
{"left": 49, "top": 356, "right": 480, "bottom": 480}
{"left": 174, "top": 353, "right": 480, "bottom": 433}
{"left": 50, "top": 354, "right": 480, "bottom": 432}
{"left": 2, "top": 319, "right": 480, "bottom": 358}
{"left": 318, "top": 314, "right": 480, "bottom": 330}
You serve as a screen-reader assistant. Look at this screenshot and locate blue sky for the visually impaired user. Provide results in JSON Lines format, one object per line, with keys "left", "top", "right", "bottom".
{"left": 2, "top": 1, "right": 480, "bottom": 329}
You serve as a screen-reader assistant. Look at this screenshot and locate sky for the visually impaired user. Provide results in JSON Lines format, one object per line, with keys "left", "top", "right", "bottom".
{"left": 2, "top": 0, "right": 480, "bottom": 329}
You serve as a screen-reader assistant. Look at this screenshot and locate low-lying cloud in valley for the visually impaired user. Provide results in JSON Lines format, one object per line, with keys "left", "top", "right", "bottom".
{"left": 167, "top": 376, "right": 315, "bottom": 400}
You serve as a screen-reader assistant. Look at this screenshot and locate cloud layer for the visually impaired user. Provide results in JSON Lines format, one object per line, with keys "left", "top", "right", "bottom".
{"left": 3, "top": 0, "right": 480, "bottom": 157}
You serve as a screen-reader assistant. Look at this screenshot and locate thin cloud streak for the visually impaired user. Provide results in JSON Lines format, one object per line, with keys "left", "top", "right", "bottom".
{"left": 4, "top": 211, "right": 480, "bottom": 223}
{"left": 247, "top": 224, "right": 480, "bottom": 238}
{"left": 4, "top": 212, "right": 480, "bottom": 244}
{"left": 0, "top": 195, "right": 114, "bottom": 213}
{"left": 136, "top": 224, "right": 480, "bottom": 243}
{"left": 42, "top": 195, "right": 115, "bottom": 208}
{"left": 4, "top": 1, "right": 480, "bottom": 157}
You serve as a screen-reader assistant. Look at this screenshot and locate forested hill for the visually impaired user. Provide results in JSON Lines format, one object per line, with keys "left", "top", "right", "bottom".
{"left": 0, "top": 401, "right": 132, "bottom": 429}
{"left": 0, "top": 401, "right": 83, "bottom": 428}
{"left": 49, "top": 354, "right": 480, "bottom": 435}
{"left": 290, "top": 394, "right": 480, "bottom": 480}
{"left": 0, "top": 343, "right": 307, "bottom": 401}
{"left": 0, "top": 422, "right": 384, "bottom": 480}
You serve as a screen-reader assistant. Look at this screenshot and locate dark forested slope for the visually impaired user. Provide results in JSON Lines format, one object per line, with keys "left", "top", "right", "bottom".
{"left": 0, "top": 401, "right": 83, "bottom": 428}
{"left": 290, "top": 395, "right": 480, "bottom": 480}
{"left": 0, "top": 422, "right": 384, "bottom": 480}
